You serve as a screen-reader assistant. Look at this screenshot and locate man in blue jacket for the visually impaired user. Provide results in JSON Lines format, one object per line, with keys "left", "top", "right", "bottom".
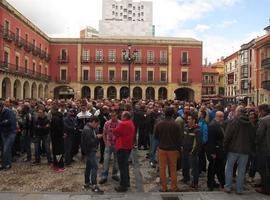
{"left": 0, "top": 100, "right": 17, "bottom": 170}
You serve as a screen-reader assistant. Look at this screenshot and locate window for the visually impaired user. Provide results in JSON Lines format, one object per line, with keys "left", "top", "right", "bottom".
{"left": 39, "top": 43, "right": 42, "bottom": 50}
{"left": 133, "top": 13, "right": 135, "bottom": 17}
{"left": 160, "top": 71, "right": 167, "bottom": 82}
{"left": 128, "top": 17, "right": 132, "bottom": 21}
{"left": 115, "top": 12, "right": 118, "bottom": 17}
{"left": 45, "top": 67, "right": 48, "bottom": 76}
{"left": 128, "top": 3, "right": 132, "bottom": 8}
{"left": 108, "top": 49, "right": 116, "bottom": 62}
{"left": 122, "top": 70, "right": 128, "bottom": 81}
{"left": 241, "top": 65, "right": 248, "bottom": 78}
{"left": 61, "top": 49, "right": 68, "bottom": 60}
{"left": 82, "top": 49, "right": 89, "bottom": 61}
{"left": 112, "top": 4, "right": 115, "bottom": 8}
{"left": 4, "top": 20, "right": 9, "bottom": 34}
{"left": 147, "top": 71, "right": 153, "bottom": 82}
{"left": 181, "top": 51, "right": 189, "bottom": 64}
{"left": 135, "top": 50, "right": 142, "bottom": 63}
{"left": 4, "top": 51, "right": 9, "bottom": 65}
{"left": 95, "top": 69, "right": 103, "bottom": 81}
{"left": 124, "top": 15, "right": 127, "bottom": 19}
{"left": 141, "top": 12, "right": 144, "bottom": 16}
{"left": 128, "top": 10, "right": 132, "bottom": 14}
{"left": 112, "top": 11, "right": 115, "bottom": 15}
{"left": 61, "top": 69, "right": 67, "bottom": 81}
{"left": 95, "top": 49, "right": 103, "bottom": 62}
{"left": 120, "top": 13, "right": 123, "bottom": 16}
{"left": 15, "top": 55, "right": 19, "bottom": 71}
{"left": 120, "top": 6, "right": 123, "bottom": 9}
{"left": 268, "top": 48, "right": 270, "bottom": 58}
{"left": 32, "top": 62, "right": 36, "bottom": 74}
{"left": 38, "top": 64, "right": 42, "bottom": 77}
{"left": 181, "top": 71, "right": 188, "bottom": 82}
{"left": 147, "top": 50, "right": 154, "bottom": 63}
{"left": 160, "top": 51, "right": 168, "bottom": 64}
{"left": 135, "top": 70, "right": 141, "bottom": 81}
{"left": 25, "top": 33, "right": 28, "bottom": 41}
{"left": 124, "top": 9, "right": 127, "bottom": 12}
{"left": 138, "top": 13, "right": 140, "bottom": 17}
{"left": 15, "top": 28, "right": 20, "bottom": 39}
{"left": 24, "top": 59, "right": 28, "bottom": 73}
{"left": 133, "top": 6, "right": 135, "bottom": 10}
{"left": 33, "top": 39, "right": 36, "bottom": 47}
{"left": 109, "top": 70, "right": 115, "bottom": 81}
{"left": 141, "top": 5, "right": 144, "bottom": 9}
{"left": 83, "top": 69, "right": 89, "bottom": 81}
{"left": 116, "top": 5, "right": 118, "bottom": 9}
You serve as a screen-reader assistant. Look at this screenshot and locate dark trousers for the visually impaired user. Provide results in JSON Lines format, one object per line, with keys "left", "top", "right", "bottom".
{"left": 64, "top": 134, "right": 73, "bottom": 165}
{"left": 138, "top": 127, "right": 148, "bottom": 149}
{"left": 248, "top": 155, "right": 257, "bottom": 178}
{"left": 199, "top": 145, "right": 207, "bottom": 173}
{"left": 72, "top": 131, "right": 81, "bottom": 157}
{"left": 257, "top": 155, "right": 270, "bottom": 193}
{"left": 34, "top": 135, "right": 52, "bottom": 163}
{"left": 99, "top": 138, "right": 105, "bottom": 163}
{"left": 207, "top": 154, "right": 225, "bottom": 189}
{"left": 117, "top": 149, "right": 131, "bottom": 188}
{"left": 21, "top": 132, "right": 32, "bottom": 160}
{"left": 85, "top": 151, "right": 98, "bottom": 185}
{"left": 182, "top": 151, "right": 190, "bottom": 182}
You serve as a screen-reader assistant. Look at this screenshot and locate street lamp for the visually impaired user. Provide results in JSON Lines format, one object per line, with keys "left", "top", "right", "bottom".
{"left": 122, "top": 44, "right": 138, "bottom": 99}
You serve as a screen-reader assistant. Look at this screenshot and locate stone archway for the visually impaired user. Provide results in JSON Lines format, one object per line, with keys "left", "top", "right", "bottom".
{"left": 146, "top": 87, "right": 155, "bottom": 100}
{"left": 38, "top": 84, "right": 44, "bottom": 99}
{"left": 158, "top": 87, "right": 167, "bottom": 100}
{"left": 107, "top": 86, "right": 117, "bottom": 99}
{"left": 120, "top": 86, "right": 129, "bottom": 99}
{"left": 133, "top": 87, "right": 142, "bottom": 100}
{"left": 13, "top": 79, "right": 22, "bottom": 99}
{"left": 23, "top": 81, "right": 30, "bottom": 99}
{"left": 54, "top": 86, "right": 75, "bottom": 99}
{"left": 31, "top": 82, "right": 38, "bottom": 99}
{"left": 1, "top": 77, "right": 11, "bottom": 99}
{"left": 174, "top": 87, "right": 195, "bottom": 101}
{"left": 44, "top": 85, "right": 49, "bottom": 98}
{"left": 81, "top": 86, "right": 91, "bottom": 99}
{"left": 94, "top": 86, "right": 104, "bottom": 99}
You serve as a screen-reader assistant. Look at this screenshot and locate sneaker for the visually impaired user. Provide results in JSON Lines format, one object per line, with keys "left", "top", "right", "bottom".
{"left": 115, "top": 186, "right": 128, "bottom": 192}
{"left": 92, "top": 185, "right": 104, "bottom": 194}
{"left": 55, "top": 168, "right": 65, "bottom": 173}
{"left": 99, "top": 178, "right": 107, "bottom": 185}
{"left": 0, "top": 165, "right": 11, "bottom": 171}
{"left": 224, "top": 188, "right": 231, "bottom": 193}
{"left": 150, "top": 161, "right": 156, "bottom": 168}
{"left": 112, "top": 176, "right": 120, "bottom": 182}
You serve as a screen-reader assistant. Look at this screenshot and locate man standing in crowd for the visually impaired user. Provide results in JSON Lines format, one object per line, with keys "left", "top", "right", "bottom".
{"left": 182, "top": 114, "right": 201, "bottom": 189}
{"left": 112, "top": 111, "right": 135, "bottom": 192}
{"left": 0, "top": 100, "right": 17, "bottom": 170}
{"left": 224, "top": 106, "right": 255, "bottom": 194}
{"left": 81, "top": 116, "right": 104, "bottom": 194}
{"left": 206, "top": 111, "right": 225, "bottom": 191}
{"left": 33, "top": 107, "right": 52, "bottom": 165}
{"left": 256, "top": 104, "right": 270, "bottom": 195}
{"left": 99, "top": 110, "right": 120, "bottom": 184}
{"left": 154, "top": 107, "right": 183, "bottom": 192}
{"left": 198, "top": 110, "right": 208, "bottom": 176}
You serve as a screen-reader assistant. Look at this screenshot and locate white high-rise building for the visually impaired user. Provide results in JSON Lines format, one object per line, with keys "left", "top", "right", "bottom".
{"left": 99, "top": 0, "right": 154, "bottom": 37}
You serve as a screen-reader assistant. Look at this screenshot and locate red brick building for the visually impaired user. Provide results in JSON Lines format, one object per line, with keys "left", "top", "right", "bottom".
{"left": 0, "top": 0, "right": 203, "bottom": 101}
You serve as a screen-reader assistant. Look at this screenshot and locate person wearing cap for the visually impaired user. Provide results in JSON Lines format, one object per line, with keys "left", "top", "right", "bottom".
{"left": 0, "top": 100, "right": 17, "bottom": 170}
{"left": 224, "top": 106, "right": 255, "bottom": 194}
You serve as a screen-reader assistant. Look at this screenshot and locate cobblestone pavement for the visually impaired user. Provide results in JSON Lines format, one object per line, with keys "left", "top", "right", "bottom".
{"left": 0, "top": 148, "right": 265, "bottom": 196}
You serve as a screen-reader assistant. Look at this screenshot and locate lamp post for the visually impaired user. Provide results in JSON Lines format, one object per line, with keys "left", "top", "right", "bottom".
{"left": 122, "top": 44, "right": 138, "bottom": 99}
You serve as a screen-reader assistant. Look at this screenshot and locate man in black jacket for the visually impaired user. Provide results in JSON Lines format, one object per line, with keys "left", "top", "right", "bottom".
{"left": 81, "top": 116, "right": 103, "bottom": 194}
{"left": 33, "top": 107, "right": 52, "bottom": 165}
{"left": 206, "top": 111, "right": 225, "bottom": 191}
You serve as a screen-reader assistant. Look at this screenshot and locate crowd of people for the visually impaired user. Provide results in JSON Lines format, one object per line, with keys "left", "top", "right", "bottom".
{"left": 0, "top": 98, "right": 269, "bottom": 195}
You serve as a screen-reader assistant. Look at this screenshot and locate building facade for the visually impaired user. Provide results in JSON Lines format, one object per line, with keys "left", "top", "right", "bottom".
{"left": 80, "top": 26, "right": 99, "bottom": 38}
{"left": 224, "top": 52, "right": 238, "bottom": 103}
{"left": 0, "top": 0, "right": 202, "bottom": 101}
{"left": 99, "top": 0, "right": 154, "bottom": 37}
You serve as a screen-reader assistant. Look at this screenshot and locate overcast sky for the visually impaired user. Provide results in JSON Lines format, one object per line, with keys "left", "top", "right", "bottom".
{"left": 6, "top": 0, "right": 270, "bottom": 63}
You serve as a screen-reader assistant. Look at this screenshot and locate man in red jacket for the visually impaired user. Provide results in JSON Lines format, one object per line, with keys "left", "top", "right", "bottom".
{"left": 112, "top": 111, "right": 135, "bottom": 192}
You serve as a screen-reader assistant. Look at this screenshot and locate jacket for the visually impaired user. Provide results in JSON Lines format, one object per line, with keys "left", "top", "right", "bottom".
{"left": 63, "top": 116, "right": 76, "bottom": 136}
{"left": 18, "top": 112, "right": 32, "bottom": 136}
{"left": 224, "top": 114, "right": 255, "bottom": 154}
{"left": 198, "top": 119, "right": 208, "bottom": 144}
{"left": 256, "top": 114, "right": 270, "bottom": 156}
{"left": 182, "top": 125, "right": 201, "bottom": 155}
{"left": 0, "top": 107, "right": 17, "bottom": 135}
{"left": 81, "top": 124, "right": 99, "bottom": 154}
{"left": 112, "top": 120, "right": 135, "bottom": 151}
{"left": 35, "top": 116, "right": 50, "bottom": 136}
{"left": 154, "top": 118, "right": 183, "bottom": 151}
{"left": 206, "top": 119, "right": 225, "bottom": 157}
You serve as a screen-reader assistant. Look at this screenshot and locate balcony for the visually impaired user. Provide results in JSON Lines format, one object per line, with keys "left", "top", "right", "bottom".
{"left": 14, "top": 37, "right": 23, "bottom": 48}
{"left": 94, "top": 57, "right": 104, "bottom": 64}
{"left": 228, "top": 79, "right": 235, "bottom": 85}
{"left": 55, "top": 76, "right": 71, "bottom": 84}
{"left": 262, "top": 80, "right": 270, "bottom": 90}
{"left": 146, "top": 58, "right": 155, "bottom": 65}
{"left": 45, "top": 54, "right": 51, "bottom": 62}
{"left": 180, "top": 58, "right": 191, "bottom": 66}
{"left": 3, "top": 30, "right": 15, "bottom": 42}
{"left": 134, "top": 59, "right": 142, "bottom": 64}
{"left": 81, "top": 56, "right": 91, "bottom": 64}
{"left": 178, "top": 78, "right": 192, "bottom": 86}
{"left": 159, "top": 59, "right": 168, "bottom": 65}
{"left": 261, "top": 58, "right": 270, "bottom": 68}
{"left": 32, "top": 47, "right": 41, "bottom": 56}
{"left": 58, "top": 56, "right": 69, "bottom": 64}
{"left": 203, "top": 80, "right": 216, "bottom": 85}
{"left": 0, "top": 61, "right": 51, "bottom": 81}
{"left": 107, "top": 57, "right": 117, "bottom": 64}
{"left": 22, "top": 41, "right": 32, "bottom": 52}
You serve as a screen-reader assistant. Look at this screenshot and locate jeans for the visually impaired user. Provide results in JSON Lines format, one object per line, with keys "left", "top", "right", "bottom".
{"left": 225, "top": 152, "right": 249, "bottom": 193}
{"left": 34, "top": 134, "right": 52, "bottom": 163}
{"left": 117, "top": 149, "right": 131, "bottom": 188}
{"left": 102, "top": 145, "right": 118, "bottom": 179}
{"left": 149, "top": 134, "right": 159, "bottom": 162}
{"left": 64, "top": 134, "right": 73, "bottom": 165}
{"left": 182, "top": 151, "right": 191, "bottom": 182}
{"left": 191, "top": 154, "right": 199, "bottom": 185}
{"left": 85, "top": 151, "right": 98, "bottom": 185}
{"left": 198, "top": 145, "right": 207, "bottom": 173}
{"left": 21, "top": 132, "right": 32, "bottom": 160}
{"left": 1, "top": 133, "right": 16, "bottom": 167}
